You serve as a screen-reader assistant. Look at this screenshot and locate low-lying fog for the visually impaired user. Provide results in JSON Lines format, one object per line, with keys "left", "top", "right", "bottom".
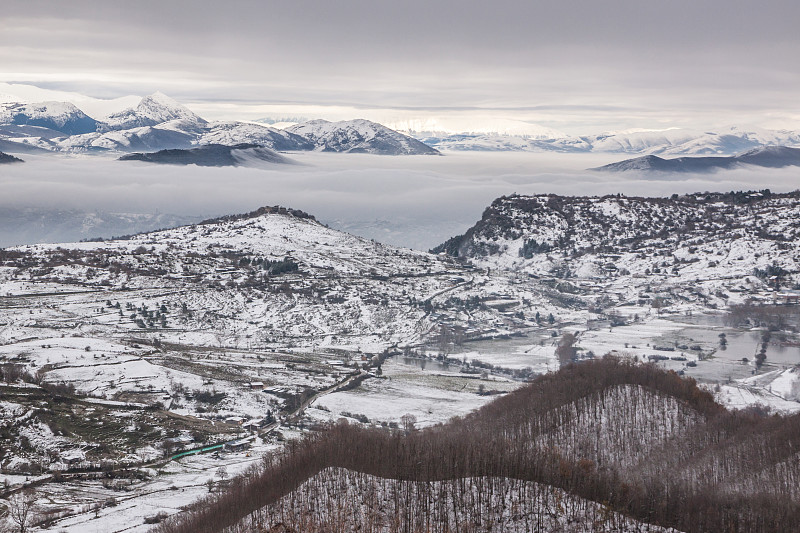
{"left": 3, "top": 151, "right": 799, "bottom": 250}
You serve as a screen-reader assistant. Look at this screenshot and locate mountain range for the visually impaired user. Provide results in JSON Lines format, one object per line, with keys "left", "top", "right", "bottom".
{"left": 1, "top": 90, "right": 799, "bottom": 157}
{"left": 0, "top": 93, "right": 438, "bottom": 156}
{"left": 413, "top": 125, "right": 800, "bottom": 156}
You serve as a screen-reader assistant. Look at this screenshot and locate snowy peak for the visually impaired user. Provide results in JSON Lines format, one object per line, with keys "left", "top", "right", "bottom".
{"left": 287, "top": 119, "right": 439, "bottom": 155}
{"left": 0, "top": 100, "right": 98, "bottom": 135}
{"left": 101, "top": 92, "right": 206, "bottom": 131}
{"left": 36, "top": 204, "right": 432, "bottom": 278}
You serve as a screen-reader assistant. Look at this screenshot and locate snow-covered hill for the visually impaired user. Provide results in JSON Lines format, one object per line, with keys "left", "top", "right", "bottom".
{"left": 0, "top": 101, "right": 98, "bottom": 135}
{"left": 433, "top": 190, "right": 800, "bottom": 286}
{"left": 57, "top": 125, "right": 196, "bottom": 152}
{"left": 287, "top": 119, "right": 440, "bottom": 155}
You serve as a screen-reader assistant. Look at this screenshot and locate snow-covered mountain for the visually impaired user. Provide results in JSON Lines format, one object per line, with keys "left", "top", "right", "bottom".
{"left": 100, "top": 91, "right": 206, "bottom": 131}
{"left": 287, "top": 119, "right": 440, "bottom": 155}
{"left": 585, "top": 126, "right": 800, "bottom": 156}
{"left": 411, "top": 126, "right": 800, "bottom": 156}
{"left": 0, "top": 93, "right": 434, "bottom": 155}
{"left": 2, "top": 88, "right": 798, "bottom": 158}
{"left": 197, "top": 121, "right": 313, "bottom": 151}
{"left": 418, "top": 132, "right": 590, "bottom": 152}
{"left": 0, "top": 101, "right": 98, "bottom": 135}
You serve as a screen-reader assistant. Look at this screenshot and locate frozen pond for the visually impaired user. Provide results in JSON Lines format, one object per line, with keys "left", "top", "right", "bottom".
{"left": 446, "top": 330, "right": 558, "bottom": 372}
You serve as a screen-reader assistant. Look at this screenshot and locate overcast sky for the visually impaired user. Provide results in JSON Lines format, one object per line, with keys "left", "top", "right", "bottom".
{"left": 2, "top": 0, "right": 799, "bottom": 133}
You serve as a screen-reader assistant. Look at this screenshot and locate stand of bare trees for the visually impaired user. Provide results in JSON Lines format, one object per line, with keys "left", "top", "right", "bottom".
{"left": 154, "top": 357, "right": 800, "bottom": 533}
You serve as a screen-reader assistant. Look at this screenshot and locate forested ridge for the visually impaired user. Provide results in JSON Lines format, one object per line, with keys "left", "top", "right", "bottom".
{"left": 155, "top": 357, "right": 800, "bottom": 533}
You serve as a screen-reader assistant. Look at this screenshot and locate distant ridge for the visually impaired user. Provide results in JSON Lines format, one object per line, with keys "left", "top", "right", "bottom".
{"left": 592, "top": 145, "right": 800, "bottom": 172}
{"left": 118, "top": 143, "right": 293, "bottom": 166}
{"left": 0, "top": 151, "right": 23, "bottom": 164}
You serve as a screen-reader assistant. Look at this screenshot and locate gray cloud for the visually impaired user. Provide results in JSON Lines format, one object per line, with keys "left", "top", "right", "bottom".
{"left": 2, "top": 0, "right": 799, "bottom": 131}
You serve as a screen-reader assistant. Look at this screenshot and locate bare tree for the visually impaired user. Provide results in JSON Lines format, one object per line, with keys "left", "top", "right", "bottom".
{"left": 556, "top": 332, "right": 578, "bottom": 367}
{"left": 6, "top": 490, "right": 38, "bottom": 533}
{"left": 400, "top": 414, "right": 417, "bottom": 433}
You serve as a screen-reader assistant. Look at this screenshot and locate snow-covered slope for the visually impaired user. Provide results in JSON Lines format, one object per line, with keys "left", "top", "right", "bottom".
{"left": 197, "top": 121, "right": 313, "bottom": 151}
{"left": 100, "top": 92, "right": 206, "bottom": 131}
{"left": 57, "top": 125, "right": 196, "bottom": 152}
{"left": 18, "top": 207, "right": 436, "bottom": 278}
{"left": 287, "top": 119, "right": 439, "bottom": 155}
{"left": 0, "top": 101, "right": 98, "bottom": 135}
{"left": 433, "top": 190, "right": 800, "bottom": 284}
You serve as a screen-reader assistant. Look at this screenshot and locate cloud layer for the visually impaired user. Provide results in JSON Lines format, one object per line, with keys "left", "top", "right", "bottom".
{"left": 3, "top": 152, "right": 798, "bottom": 249}
{"left": 2, "top": 1, "right": 799, "bottom": 132}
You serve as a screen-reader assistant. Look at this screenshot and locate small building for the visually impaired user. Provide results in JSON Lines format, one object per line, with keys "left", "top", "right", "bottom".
{"left": 776, "top": 290, "right": 800, "bottom": 305}
{"left": 246, "top": 381, "right": 265, "bottom": 391}
{"left": 224, "top": 436, "right": 254, "bottom": 452}
{"left": 243, "top": 419, "right": 264, "bottom": 432}
{"left": 165, "top": 435, "right": 194, "bottom": 448}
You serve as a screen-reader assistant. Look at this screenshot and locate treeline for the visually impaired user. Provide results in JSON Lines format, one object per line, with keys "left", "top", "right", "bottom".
{"left": 154, "top": 357, "right": 800, "bottom": 533}
{"left": 230, "top": 468, "right": 679, "bottom": 533}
